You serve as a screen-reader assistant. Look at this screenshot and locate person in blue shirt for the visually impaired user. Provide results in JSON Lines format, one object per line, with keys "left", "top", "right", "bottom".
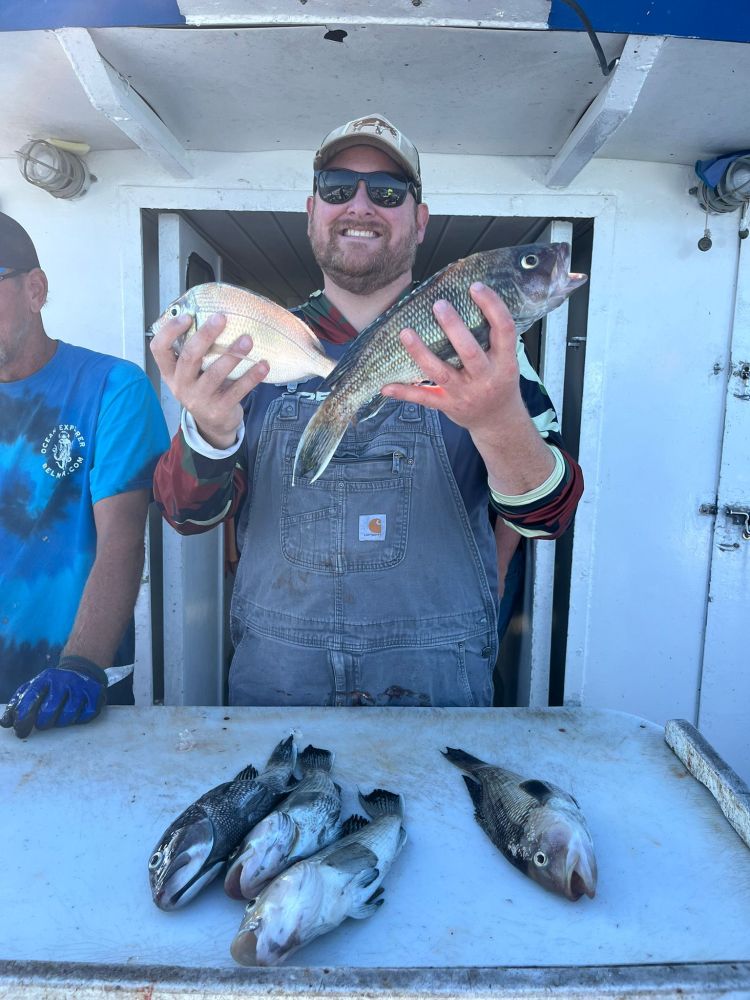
{"left": 0, "top": 212, "right": 169, "bottom": 738}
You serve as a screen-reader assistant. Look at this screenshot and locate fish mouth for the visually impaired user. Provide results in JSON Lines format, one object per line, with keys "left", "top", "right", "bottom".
{"left": 565, "top": 849, "right": 598, "bottom": 901}
{"left": 546, "top": 243, "right": 588, "bottom": 310}
{"left": 150, "top": 817, "right": 218, "bottom": 910}
{"left": 231, "top": 926, "right": 261, "bottom": 966}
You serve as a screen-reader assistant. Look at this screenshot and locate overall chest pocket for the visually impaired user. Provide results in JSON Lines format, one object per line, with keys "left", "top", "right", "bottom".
{"left": 280, "top": 440, "right": 414, "bottom": 574}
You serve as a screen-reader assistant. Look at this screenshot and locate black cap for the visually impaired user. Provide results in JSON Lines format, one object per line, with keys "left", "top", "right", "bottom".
{"left": 0, "top": 212, "right": 40, "bottom": 270}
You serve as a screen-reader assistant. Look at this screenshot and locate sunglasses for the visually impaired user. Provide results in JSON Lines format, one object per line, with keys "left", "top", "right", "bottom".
{"left": 314, "top": 169, "right": 420, "bottom": 208}
{"left": 0, "top": 267, "right": 30, "bottom": 282}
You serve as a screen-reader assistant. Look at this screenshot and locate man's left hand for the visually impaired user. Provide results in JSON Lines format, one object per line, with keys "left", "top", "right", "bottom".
{"left": 0, "top": 656, "right": 108, "bottom": 739}
{"left": 380, "top": 281, "right": 524, "bottom": 437}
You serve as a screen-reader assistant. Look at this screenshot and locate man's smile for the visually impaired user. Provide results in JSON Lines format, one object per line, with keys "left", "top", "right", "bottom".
{"left": 340, "top": 228, "right": 380, "bottom": 239}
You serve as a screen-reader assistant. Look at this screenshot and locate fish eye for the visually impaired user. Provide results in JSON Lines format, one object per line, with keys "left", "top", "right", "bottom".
{"left": 169, "top": 305, "right": 180, "bottom": 317}
{"left": 148, "top": 851, "right": 163, "bottom": 870}
{"left": 533, "top": 851, "right": 548, "bottom": 868}
{"left": 521, "top": 254, "right": 539, "bottom": 269}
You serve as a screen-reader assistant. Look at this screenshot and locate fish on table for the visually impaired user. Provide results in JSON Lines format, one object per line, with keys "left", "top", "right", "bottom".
{"left": 230, "top": 787, "right": 407, "bottom": 967}
{"left": 441, "top": 746, "right": 597, "bottom": 901}
{"left": 148, "top": 734, "right": 297, "bottom": 910}
{"left": 293, "top": 242, "right": 587, "bottom": 483}
{"left": 224, "top": 744, "right": 343, "bottom": 901}
{"left": 150, "top": 281, "right": 335, "bottom": 383}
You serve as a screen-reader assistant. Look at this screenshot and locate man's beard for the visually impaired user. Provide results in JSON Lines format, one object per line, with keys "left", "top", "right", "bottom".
{"left": 308, "top": 208, "right": 420, "bottom": 295}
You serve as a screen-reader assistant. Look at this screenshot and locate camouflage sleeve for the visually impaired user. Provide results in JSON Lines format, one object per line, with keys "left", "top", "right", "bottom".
{"left": 487, "top": 339, "right": 584, "bottom": 540}
{"left": 152, "top": 427, "right": 248, "bottom": 535}
{"left": 489, "top": 443, "right": 584, "bottom": 539}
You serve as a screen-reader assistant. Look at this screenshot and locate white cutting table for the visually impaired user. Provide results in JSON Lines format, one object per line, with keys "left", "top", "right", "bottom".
{"left": 1, "top": 706, "right": 749, "bottom": 998}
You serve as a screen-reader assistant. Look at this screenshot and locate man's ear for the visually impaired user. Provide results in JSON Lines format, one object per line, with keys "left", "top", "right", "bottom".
{"left": 26, "top": 268, "right": 49, "bottom": 312}
{"left": 416, "top": 202, "right": 430, "bottom": 245}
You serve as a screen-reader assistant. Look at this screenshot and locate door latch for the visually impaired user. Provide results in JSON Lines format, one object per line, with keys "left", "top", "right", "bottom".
{"left": 725, "top": 507, "right": 750, "bottom": 540}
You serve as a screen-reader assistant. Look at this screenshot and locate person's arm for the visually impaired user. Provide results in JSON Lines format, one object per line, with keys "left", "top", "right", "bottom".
{"left": 382, "top": 282, "right": 583, "bottom": 538}
{"left": 1, "top": 489, "right": 151, "bottom": 738}
{"left": 153, "top": 423, "right": 248, "bottom": 535}
{"left": 61, "top": 489, "right": 149, "bottom": 665}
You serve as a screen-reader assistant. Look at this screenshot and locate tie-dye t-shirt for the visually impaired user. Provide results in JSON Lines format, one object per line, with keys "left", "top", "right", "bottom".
{"left": 0, "top": 341, "right": 169, "bottom": 698}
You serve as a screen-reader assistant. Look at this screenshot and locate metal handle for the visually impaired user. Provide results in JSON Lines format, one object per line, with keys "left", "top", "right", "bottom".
{"left": 725, "top": 507, "right": 750, "bottom": 540}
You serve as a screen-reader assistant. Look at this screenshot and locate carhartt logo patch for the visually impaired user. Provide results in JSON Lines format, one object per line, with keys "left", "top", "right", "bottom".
{"left": 359, "top": 514, "right": 386, "bottom": 541}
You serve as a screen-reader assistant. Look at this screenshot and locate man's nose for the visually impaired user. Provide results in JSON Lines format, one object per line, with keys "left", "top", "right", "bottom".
{"left": 347, "top": 180, "right": 374, "bottom": 210}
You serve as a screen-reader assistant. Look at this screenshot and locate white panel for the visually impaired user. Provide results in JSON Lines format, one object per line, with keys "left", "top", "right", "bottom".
{"left": 56, "top": 28, "right": 192, "bottom": 178}
{"left": 158, "top": 213, "right": 226, "bottom": 706}
{"left": 516, "top": 221, "right": 573, "bottom": 707}
{"left": 698, "top": 236, "right": 750, "bottom": 785}
{"left": 177, "top": 0, "right": 550, "bottom": 28}
{"left": 546, "top": 35, "right": 665, "bottom": 188}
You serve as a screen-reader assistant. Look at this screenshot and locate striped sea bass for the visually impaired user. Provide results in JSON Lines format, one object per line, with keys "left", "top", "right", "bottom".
{"left": 293, "top": 242, "right": 586, "bottom": 484}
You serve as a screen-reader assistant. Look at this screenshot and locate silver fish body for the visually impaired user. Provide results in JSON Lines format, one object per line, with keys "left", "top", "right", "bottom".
{"left": 230, "top": 788, "right": 406, "bottom": 967}
{"left": 293, "top": 243, "right": 587, "bottom": 483}
{"left": 148, "top": 735, "right": 297, "bottom": 910}
{"left": 442, "top": 746, "right": 597, "bottom": 901}
{"left": 151, "top": 282, "right": 335, "bottom": 383}
{"left": 224, "top": 744, "right": 343, "bottom": 901}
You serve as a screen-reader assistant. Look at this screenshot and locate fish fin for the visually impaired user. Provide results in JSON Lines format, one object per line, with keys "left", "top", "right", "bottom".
{"left": 355, "top": 393, "right": 388, "bottom": 423}
{"left": 358, "top": 788, "right": 404, "bottom": 819}
{"left": 265, "top": 734, "right": 297, "bottom": 770}
{"left": 333, "top": 782, "right": 343, "bottom": 797}
{"left": 292, "top": 399, "right": 352, "bottom": 484}
{"left": 350, "top": 885, "right": 385, "bottom": 920}
{"left": 441, "top": 746, "right": 487, "bottom": 773}
{"left": 340, "top": 814, "right": 370, "bottom": 837}
{"left": 518, "top": 778, "right": 555, "bottom": 803}
{"left": 233, "top": 764, "right": 259, "bottom": 781}
{"left": 323, "top": 843, "right": 379, "bottom": 874}
{"left": 299, "top": 745, "right": 334, "bottom": 773}
{"left": 397, "top": 826, "right": 408, "bottom": 852}
{"left": 462, "top": 774, "right": 485, "bottom": 815}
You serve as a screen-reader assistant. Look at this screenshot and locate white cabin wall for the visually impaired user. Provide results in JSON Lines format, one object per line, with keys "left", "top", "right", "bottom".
{"left": 0, "top": 148, "right": 739, "bottom": 733}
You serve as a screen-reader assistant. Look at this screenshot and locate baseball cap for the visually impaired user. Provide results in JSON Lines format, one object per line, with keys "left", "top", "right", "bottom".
{"left": 0, "top": 212, "right": 40, "bottom": 270}
{"left": 314, "top": 114, "right": 422, "bottom": 201}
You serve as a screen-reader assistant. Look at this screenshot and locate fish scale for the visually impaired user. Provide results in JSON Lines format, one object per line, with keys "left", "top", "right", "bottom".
{"left": 293, "top": 242, "right": 587, "bottom": 484}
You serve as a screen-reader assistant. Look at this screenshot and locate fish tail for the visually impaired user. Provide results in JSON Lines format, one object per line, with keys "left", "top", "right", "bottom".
{"left": 358, "top": 788, "right": 404, "bottom": 819}
{"left": 292, "top": 399, "right": 353, "bottom": 484}
{"left": 299, "top": 745, "right": 334, "bottom": 773}
{"left": 441, "top": 746, "right": 488, "bottom": 774}
{"left": 265, "top": 734, "right": 297, "bottom": 770}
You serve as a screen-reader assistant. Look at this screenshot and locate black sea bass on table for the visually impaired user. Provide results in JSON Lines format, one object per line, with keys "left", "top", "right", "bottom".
{"left": 293, "top": 242, "right": 587, "bottom": 484}
{"left": 442, "top": 746, "right": 597, "bottom": 902}
{"left": 148, "top": 735, "right": 297, "bottom": 910}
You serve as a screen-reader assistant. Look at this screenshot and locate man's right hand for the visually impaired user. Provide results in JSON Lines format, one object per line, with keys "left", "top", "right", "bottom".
{"left": 150, "top": 312, "right": 270, "bottom": 449}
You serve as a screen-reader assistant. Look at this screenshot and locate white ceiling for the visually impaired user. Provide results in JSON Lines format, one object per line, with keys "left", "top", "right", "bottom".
{"left": 1, "top": 24, "right": 748, "bottom": 166}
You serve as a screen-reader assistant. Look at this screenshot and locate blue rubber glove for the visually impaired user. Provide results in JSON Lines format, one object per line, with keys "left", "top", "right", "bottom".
{"left": 1, "top": 656, "right": 108, "bottom": 739}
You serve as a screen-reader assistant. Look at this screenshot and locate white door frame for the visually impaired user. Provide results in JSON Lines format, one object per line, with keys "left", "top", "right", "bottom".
{"left": 117, "top": 183, "right": 617, "bottom": 708}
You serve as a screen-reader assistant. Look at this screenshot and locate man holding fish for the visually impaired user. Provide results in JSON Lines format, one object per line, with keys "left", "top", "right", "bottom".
{"left": 150, "top": 114, "right": 584, "bottom": 709}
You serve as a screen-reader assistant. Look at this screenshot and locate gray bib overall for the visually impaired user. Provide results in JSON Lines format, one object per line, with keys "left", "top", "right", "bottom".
{"left": 229, "top": 389, "right": 499, "bottom": 707}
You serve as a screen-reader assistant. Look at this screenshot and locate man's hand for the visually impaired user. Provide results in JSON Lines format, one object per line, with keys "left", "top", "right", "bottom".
{"left": 381, "top": 282, "right": 523, "bottom": 435}
{"left": 150, "top": 312, "right": 270, "bottom": 449}
{"left": 381, "top": 282, "right": 555, "bottom": 496}
{"left": 0, "top": 656, "right": 108, "bottom": 739}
